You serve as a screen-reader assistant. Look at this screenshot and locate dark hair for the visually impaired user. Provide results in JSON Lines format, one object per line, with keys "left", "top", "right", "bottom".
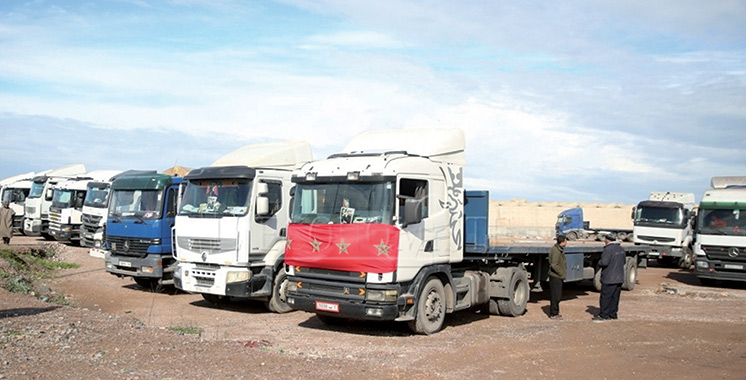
{"left": 556, "top": 235, "right": 567, "bottom": 244}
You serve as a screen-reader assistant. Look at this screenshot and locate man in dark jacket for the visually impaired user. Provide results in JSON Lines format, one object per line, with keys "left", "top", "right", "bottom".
{"left": 594, "top": 233, "right": 625, "bottom": 321}
{"left": 548, "top": 235, "right": 567, "bottom": 319}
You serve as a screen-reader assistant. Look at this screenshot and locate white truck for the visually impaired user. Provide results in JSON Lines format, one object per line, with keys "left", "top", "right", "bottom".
{"left": 284, "top": 129, "right": 648, "bottom": 334}
{"left": 632, "top": 192, "right": 696, "bottom": 268}
{"left": 48, "top": 170, "right": 124, "bottom": 245}
{"left": 24, "top": 164, "right": 87, "bottom": 239}
{"left": 81, "top": 170, "right": 155, "bottom": 256}
{"left": 693, "top": 176, "right": 746, "bottom": 286}
{"left": 173, "top": 142, "right": 313, "bottom": 313}
{"left": 1, "top": 171, "right": 36, "bottom": 234}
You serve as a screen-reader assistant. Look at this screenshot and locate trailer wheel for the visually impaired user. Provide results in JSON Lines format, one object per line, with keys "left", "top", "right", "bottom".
{"left": 622, "top": 257, "right": 637, "bottom": 291}
{"left": 617, "top": 232, "right": 628, "bottom": 241}
{"left": 265, "top": 270, "right": 293, "bottom": 314}
{"left": 497, "top": 269, "right": 529, "bottom": 317}
{"left": 566, "top": 232, "right": 578, "bottom": 241}
{"left": 408, "top": 277, "right": 446, "bottom": 335}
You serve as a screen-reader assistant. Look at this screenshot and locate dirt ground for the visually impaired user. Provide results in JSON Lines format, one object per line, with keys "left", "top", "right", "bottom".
{"left": 2, "top": 235, "right": 746, "bottom": 380}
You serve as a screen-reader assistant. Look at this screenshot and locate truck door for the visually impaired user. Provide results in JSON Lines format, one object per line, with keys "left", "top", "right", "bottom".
{"left": 398, "top": 178, "right": 441, "bottom": 261}
{"left": 250, "top": 180, "right": 283, "bottom": 255}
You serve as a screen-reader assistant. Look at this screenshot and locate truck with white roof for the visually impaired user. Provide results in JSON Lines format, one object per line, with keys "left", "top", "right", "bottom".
{"left": 284, "top": 129, "right": 648, "bottom": 334}
{"left": 632, "top": 192, "right": 696, "bottom": 268}
{"left": 81, "top": 170, "right": 156, "bottom": 256}
{"left": 24, "top": 164, "right": 87, "bottom": 239}
{"left": 693, "top": 176, "right": 746, "bottom": 286}
{"left": 1, "top": 171, "right": 36, "bottom": 234}
{"left": 173, "top": 142, "right": 312, "bottom": 313}
{"left": 48, "top": 170, "right": 125, "bottom": 245}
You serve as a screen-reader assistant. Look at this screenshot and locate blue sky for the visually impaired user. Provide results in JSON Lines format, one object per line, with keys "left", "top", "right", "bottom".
{"left": 1, "top": 0, "right": 745, "bottom": 204}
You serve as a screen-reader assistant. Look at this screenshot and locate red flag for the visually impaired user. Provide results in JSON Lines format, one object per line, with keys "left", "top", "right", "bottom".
{"left": 285, "top": 223, "right": 399, "bottom": 273}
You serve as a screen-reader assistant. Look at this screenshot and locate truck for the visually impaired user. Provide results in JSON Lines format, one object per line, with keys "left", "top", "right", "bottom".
{"left": 173, "top": 141, "right": 313, "bottom": 313}
{"left": 1, "top": 171, "right": 36, "bottom": 234}
{"left": 48, "top": 171, "right": 125, "bottom": 245}
{"left": 284, "top": 129, "right": 648, "bottom": 334}
{"left": 693, "top": 176, "right": 746, "bottom": 286}
{"left": 555, "top": 207, "right": 633, "bottom": 242}
{"left": 632, "top": 192, "right": 696, "bottom": 268}
{"left": 81, "top": 170, "right": 156, "bottom": 256}
{"left": 24, "top": 164, "right": 87, "bottom": 239}
{"left": 104, "top": 173, "right": 182, "bottom": 291}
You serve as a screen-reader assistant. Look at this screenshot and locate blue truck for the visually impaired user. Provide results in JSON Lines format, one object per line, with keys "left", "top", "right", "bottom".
{"left": 104, "top": 173, "right": 182, "bottom": 291}
{"left": 555, "top": 207, "right": 633, "bottom": 242}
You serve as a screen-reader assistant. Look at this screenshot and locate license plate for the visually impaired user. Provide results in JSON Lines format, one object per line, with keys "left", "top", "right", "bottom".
{"left": 119, "top": 260, "right": 132, "bottom": 267}
{"left": 724, "top": 264, "right": 743, "bottom": 270}
{"left": 315, "top": 301, "right": 340, "bottom": 313}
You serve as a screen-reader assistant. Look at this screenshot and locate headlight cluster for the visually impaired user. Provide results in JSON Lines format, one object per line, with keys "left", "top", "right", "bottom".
{"left": 226, "top": 271, "right": 250, "bottom": 283}
{"left": 365, "top": 289, "right": 398, "bottom": 302}
{"left": 696, "top": 260, "right": 709, "bottom": 269}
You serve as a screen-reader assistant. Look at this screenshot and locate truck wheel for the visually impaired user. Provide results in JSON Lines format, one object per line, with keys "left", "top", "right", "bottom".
{"left": 202, "top": 293, "right": 228, "bottom": 305}
{"left": 408, "top": 277, "right": 446, "bottom": 335}
{"left": 265, "top": 270, "right": 293, "bottom": 314}
{"left": 566, "top": 232, "right": 577, "bottom": 241}
{"left": 593, "top": 267, "right": 602, "bottom": 292}
{"left": 481, "top": 298, "right": 500, "bottom": 315}
{"left": 496, "top": 269, "right": 529, "bottom": 317}
{"left": 617, "top": 232, "right": 627, "bottom": 241}
{"left": 679, "top": 247, "right": 694, "bottom": 269}
{"left": 622, "top": 257, "right": 637, "bottom": 291}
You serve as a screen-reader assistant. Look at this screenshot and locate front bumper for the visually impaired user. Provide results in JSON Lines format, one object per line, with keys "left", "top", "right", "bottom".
{"left": 24, "top": 219, "right": 41, "bottom": 236}
{"left": 694, "top": 258, "right": 746, "bottom": 282}
{"left": 174, "top": 263, "right": 273, "bottom": 299}
{"left": 105, "top": 252, "right": 173, "bottom": 279}
{"left": 287, "top": 292, "right": 400, "bottom": 321}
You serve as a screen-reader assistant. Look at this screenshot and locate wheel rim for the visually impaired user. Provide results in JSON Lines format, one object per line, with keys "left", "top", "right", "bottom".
{"left": 425, "top": 289, "right": 443, "bottom": 323}
{"left": 513, "top": 278, "right": 528, "bottom": 306}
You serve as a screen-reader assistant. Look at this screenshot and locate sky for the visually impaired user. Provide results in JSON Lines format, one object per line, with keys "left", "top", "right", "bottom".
{"left": 1, "top": 0, "right": 745, "bottom": 204}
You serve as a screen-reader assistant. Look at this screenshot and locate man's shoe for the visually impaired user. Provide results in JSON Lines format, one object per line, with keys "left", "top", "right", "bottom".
{"left": 549, "top": 314, "right": 563, "bottom": 320}
{"left": 609, "top": 316, "right": 618, "bottom": 320}
{"left": 592, "top": 316, "right": 608, "bottom": 322}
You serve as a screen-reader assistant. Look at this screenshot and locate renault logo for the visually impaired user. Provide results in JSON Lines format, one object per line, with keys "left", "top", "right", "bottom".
{"left": 201, "top": 252, "right": 207, "bottom": 262}
{"left": 728, "top": 247, "right": 740, "bottom": 258}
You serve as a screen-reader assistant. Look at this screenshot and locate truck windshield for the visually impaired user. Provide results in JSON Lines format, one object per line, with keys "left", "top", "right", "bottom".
{"left": 179, "top": 179, "right": 251, "bottom": 217}
{"left": 51, "top": 190, "right": 74, "bottom": 209}
{"left": 28, "top": 182, "right": 44, "bottom": 199}
{"left": 109, "top": 189, "right": 164, "bottom": 220}
{"left": 84, "top": 184, "right": 111, "bottom": 208}
{"left": 634, "top": 206, "right": 685, "bottom": 227}
{"left": 291, "top": 182, "right": 394, "bottom": 225}
{"left": 697, "top": 207, "right": 746, "bottom": 236}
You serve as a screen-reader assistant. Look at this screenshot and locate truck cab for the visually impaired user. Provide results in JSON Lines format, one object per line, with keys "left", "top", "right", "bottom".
{"left": 693, "top": 177, "right": 746, "bottom": 286}
{"left": 48, "top": 178, "right": 89, "bottom": 243}
{"left": 173, "top": 141, "right": 312, "bottom": 313}
{"left": 632, "top": 192, "right": 695, "bottom": 268}
{"left": 1, "top": 173, "right": 35, "bottom": 234}
{"left": 23, "top": 164, "right": 87, "bottom": 238}
{"left": 104, "top": 173, "right": 181, "bottom": 290}
{"left": 555, "top": 207, "right": 587, "bottom": 240}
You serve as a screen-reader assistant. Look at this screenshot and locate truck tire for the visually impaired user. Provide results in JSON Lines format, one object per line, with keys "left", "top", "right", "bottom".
{"left": 496, "top": 269, "right": 529, "bottom": 317}
{"left": 265, "top": 270, "right": 293, "bottom": 314}
{"left": 617, "top": 232, "right": 627, "bottom": 241}
{"left": 566, "top": 232, "right": 578, "bottom": 241}
{"left": 482, "top": 298, "right": 500, "bottom": 315}
{"left": 679, "top": 247, "right": 694, "bottom": 269}
{"left": 408, "top": 277, "right": 446, "bottom": 335}
{"left": 622, "top": 257, "right": 637, "bottom": 291}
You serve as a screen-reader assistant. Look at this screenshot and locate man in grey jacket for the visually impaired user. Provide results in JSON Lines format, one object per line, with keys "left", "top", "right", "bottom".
{"left": 594, "top": 233, "right": 625, "bottom": 321}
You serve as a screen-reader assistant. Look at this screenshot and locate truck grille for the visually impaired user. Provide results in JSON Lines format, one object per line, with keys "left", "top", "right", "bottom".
{"left": 291, "top": 278, "right": 366, "bottom": 301}
{"left": 194, "top": 277, "right": 215, "bottom": 287}
{"left": 702, "top": 245, "right": 746, "bottom": 263}
{"left": 82, "top": 213, "right": 102, "bottom": 227}
{"left": 26, "top": 206, "right": 36, "bottom": 215}
{"left": 190, "top": 238, "right": 221, "bottom": 250}
{"left": 176, "top": 236, "right": 237, "bottom": 253}
{"left": 107, "top": 236, "right": 151, "bottom": 257}
{"left": 49, "top": 211, "right": 61, "bottom": 223}
{"left": 636, "top": 235, "right": 675, "bottom": 243}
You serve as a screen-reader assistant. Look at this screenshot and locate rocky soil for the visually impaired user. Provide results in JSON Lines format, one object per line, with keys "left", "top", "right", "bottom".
{"left": 2, "top": 236, "right": 746, "bottom": 379}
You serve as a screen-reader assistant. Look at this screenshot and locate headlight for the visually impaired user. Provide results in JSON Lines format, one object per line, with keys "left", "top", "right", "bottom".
{"left": 94, "top": 240, "right": 102, "bottom": 248}
{"left": 288, "top": 281, "right": 298, "bottom": 292}
{"left": 366, "top": 289, "right": 398, "bottom": 302}
{"left": 696, "top": 261, "right": 709, "bottom": 269}
{"left": 226, "top": 271, "right": 250, "bottom": 283}
{"left": 151, "top": 238, "right": 162, "bottom": 245}
{"left": 173, "top": 266, "right": 182, "bottom": 278}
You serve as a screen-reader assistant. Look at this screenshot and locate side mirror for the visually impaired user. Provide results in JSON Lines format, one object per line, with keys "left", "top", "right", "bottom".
{"left": 45, "top": 189, "right": 54, "bottom": 200}
{"left": 403, "top": 198, "right": 423, "bottom": 226}
{"left": 256, "top": 182, "right": 269, "bottom": 195}
{"left": 630, "top": 207, "right": 636, "bottom": 220}
{"left": 256, "top": 196, "right": 269, "bottom": 216}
